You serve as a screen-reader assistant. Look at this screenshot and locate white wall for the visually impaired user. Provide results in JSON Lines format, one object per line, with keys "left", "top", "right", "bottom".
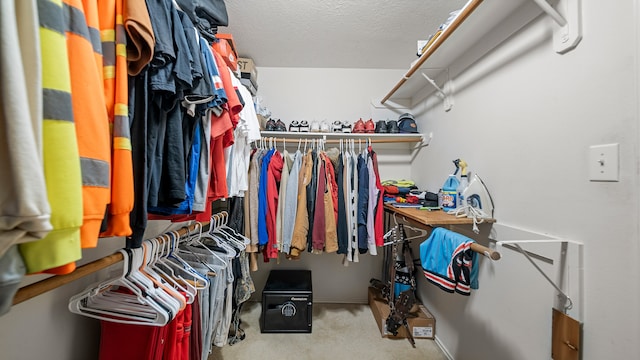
{"left": 409, "top": 1, "right": 639, "bottom": 359}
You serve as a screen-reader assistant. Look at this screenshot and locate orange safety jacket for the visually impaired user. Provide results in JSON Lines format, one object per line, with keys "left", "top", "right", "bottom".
{"left": 44, "top": 0, "right": 113, "bottom": 275}
{"left": 98, "top": 0, "right": 134, "bottom": 238}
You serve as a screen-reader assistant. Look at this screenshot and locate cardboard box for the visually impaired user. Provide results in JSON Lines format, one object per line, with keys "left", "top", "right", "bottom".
{"left": 368, "top": 287, "right": 435, "bottom": 340}
{"left": 212, "top": 33, "right": 238, "bottom": 71}
{"left": 237, "top": 57, "right": 258, "bottom": 87}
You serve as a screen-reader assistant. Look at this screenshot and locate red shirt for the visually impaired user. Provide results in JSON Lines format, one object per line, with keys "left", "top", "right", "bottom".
{"left": 265, "top": 151, "right": 283, "bottom": 260}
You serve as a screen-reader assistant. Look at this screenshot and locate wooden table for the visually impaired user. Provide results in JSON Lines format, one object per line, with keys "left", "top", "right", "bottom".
{"left": 384, "top": 204, "right": 500, "bottom": 260}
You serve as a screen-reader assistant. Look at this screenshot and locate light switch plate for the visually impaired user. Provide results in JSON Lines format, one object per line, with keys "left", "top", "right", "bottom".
{"left": 588, "top": 143, "right": 619, "bottom": 182}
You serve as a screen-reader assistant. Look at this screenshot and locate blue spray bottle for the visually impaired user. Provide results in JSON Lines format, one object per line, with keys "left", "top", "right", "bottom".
{"left": 441, "top": 161, "right": 459, "bottom": 211}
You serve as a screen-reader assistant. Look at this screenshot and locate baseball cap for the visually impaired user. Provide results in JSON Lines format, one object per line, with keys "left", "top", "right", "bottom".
{"left": 398, "top": 113, "right": 418, "bottom": 133}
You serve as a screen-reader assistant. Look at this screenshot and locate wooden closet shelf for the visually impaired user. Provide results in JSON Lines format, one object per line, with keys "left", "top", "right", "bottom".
{"left": 385, "top": 203, "right": 495, "bottom": 226}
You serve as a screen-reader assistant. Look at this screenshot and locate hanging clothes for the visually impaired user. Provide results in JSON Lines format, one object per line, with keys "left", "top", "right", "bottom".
{"left": 356, "top": 151, "right": 369, "bottom": 255}
{"left": 98, "top": 0, "right": 135, "bottom": 239}
{"left": 290, "top": 149, "right": 313, "bottom": 258}
{"left": 419, "top": 227, "right": 479, "bottom": 295}
{"left": 265, "top": 150, "right": 283, "bottom": 261}
{"left": 275, "top": 149, "right": 292, "bottom": 254}
{"left": 0, "top": 0, "right": 51, "bottom": 257}
{"left": 19, "top": 0, "right": 84, "bottom": 274}
{"left": 282, "top": 150, "right": 302, "bottom": 254}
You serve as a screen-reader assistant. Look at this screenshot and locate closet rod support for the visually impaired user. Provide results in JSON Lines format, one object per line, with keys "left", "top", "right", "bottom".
{"left": 421, "top": 73, "right": 454, "bottom": 112}
{"left": 531, "top": 0, "right": 567, "bottom": 26}
{"left": 497, "top": 239, "right": 582, "bottom": 312}
{"left": 421, "top": 73, "right": 445, "bottom": 97}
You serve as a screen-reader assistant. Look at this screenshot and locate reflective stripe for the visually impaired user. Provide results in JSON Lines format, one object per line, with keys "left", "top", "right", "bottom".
{"left": 80, "top": 157, "right": 110, "bottom": 188}
{"left": 88, "top": 27, "right": 102, "bottom": 55}
{"left": 101, "top": 29, "right": 115, "bottom": 42}
{"left": 103, "top": 65, "right": 115, "bottom": 80}
{"left": 102, "top": 43, "right": 115, "bottom": 66}
{"left": 113, "top": 115, "right": 131, "bottom": 139}
{"left": 43, "top": 89, "right": 74, "bottom": 122}
{"left": 115, "top": 104, "right": 128, "bottom": 117}
{"left": 116, "top": 43, "right": 127, "bottom": 57}
{"left": 116, "top": 23, "right": 126, "bottom": 44}
{"left": 63, "top": 3, "right": 91, "bottom": 44}
{"left": 114, "top": 137, "right": 132, "bottom": 151}
{"left": 38, "top": 0, "right": 65, "bottom": 35}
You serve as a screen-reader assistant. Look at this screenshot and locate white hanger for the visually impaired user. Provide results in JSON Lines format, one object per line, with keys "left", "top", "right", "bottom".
{"left": 130, "top": 246, "right": 184, "bottom": 314}
{"left": 212, "top": 211, "right": 249, "bottom": 248}
{"left": 147, "top": 237, "right": 196, "bottom": 304}
{"left": 164, "top": 230, "right": 210, "bottom": 289}
{"left": 179, "top": 222, "right": 227, "bottom": 271}
{"left": 68, "top": 249, "right": 172, "bottom": 326}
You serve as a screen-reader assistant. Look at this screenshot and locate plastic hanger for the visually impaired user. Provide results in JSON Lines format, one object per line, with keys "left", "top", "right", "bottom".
{"left": 164, "top": 230, "right": 210, "bottom": 289}
{"left": 212, "top": 211, "right": 249, "bottom": 249}
{"left": 129, "top": 246, "right": 183, "bottom": 315}
{"left": 178, "top": 222, "right": 226, "bottom": 274}
{"left": 139, "top": 242, "right": 187, "bottom": 310}
{"left": 68, "top": 249, "right": 172, "bottom": 326}
{"left": 147, "top": 237, "right": 196, "bottom": 304}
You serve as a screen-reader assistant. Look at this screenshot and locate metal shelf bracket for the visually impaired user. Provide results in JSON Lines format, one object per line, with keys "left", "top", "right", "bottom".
{"left": 531, "top": 0, "right": 582, "bottom": 54}
{"left": 420, "top": 72, "right": 454, "bottom": 112}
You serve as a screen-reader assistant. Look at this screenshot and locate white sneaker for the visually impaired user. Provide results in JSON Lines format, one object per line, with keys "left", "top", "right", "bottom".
{"left": 310, "top": 120, "right": 320, "bottom": 132}
{"left": 320, "top": 121, "right": 330, "bottom": 133}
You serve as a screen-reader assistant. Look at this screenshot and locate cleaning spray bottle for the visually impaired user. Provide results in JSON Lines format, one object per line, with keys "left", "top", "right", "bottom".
{"left": 441, "top": 161, "right": 459, "bottom": 211}
{"left": 455, "top": 159, "right": 469, "bottom": 211}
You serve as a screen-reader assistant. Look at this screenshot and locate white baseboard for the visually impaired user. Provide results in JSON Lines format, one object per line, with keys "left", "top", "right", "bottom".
{"left": 435, "top": 336, "right": 454, "bottom": 360}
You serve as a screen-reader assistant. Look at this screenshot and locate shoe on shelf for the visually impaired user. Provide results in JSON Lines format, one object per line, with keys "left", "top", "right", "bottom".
{"left": 319, "top": 121, "right": 330, "bottom": 133}
{"left": 386, "top": 120, "right": 400, "bottom": 133}
{"left": 275, "top": 119, "right": 287, "bottom": 131}
{"left": 364, "top": 118, "right": 375, "bottom": 133}
{"left": 374, "top": 120, "right": 388, "bottom": 133}
{"left": 310, "top": 120, "right": 320, "bottom": 132}
{"left": 265, "top": 118, "right": 276, "bottom": 131}
{"left": 332, "top": 121, "right": 343, "bottom": 132}
{"left": 289, "top": 120, "right": 300, "bottom": 132}
{"left": 352, "top": 118, "right": 365, "bottom": 133}
{"left": 299, "top": 120, "right": 310, "bottom": 132}
{"left": 342, "top": 121, "right": 352, "bottom": 133}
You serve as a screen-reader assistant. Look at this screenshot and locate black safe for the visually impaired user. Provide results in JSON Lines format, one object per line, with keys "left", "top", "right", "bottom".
{"left": 260, "top": 270, "right": 313, "bottom": 333}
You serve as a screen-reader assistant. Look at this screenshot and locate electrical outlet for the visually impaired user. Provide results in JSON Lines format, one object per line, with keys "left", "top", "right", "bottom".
{"left": 588, "top": 143, "right": 619, "bottom": 182}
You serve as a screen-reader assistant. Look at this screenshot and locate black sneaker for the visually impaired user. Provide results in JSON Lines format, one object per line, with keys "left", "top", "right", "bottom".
{"left": 289, "top": 120, "right": 300, "bottom": 132}
{"left": 374, "top": 120, "right": 388, "bottom": 133}
{"left": 265, "top": 118, "right": 276, "bottom": 131}
{"left": 386, "top": 120, "right": 400, "bottom": 133}
{"left": 275, "top": 119, "right": 287, "bottom": 131}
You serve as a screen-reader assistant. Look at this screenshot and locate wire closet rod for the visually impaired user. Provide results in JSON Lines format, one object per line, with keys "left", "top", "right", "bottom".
{"left": 12, "top": 220, "right": 210, "bottom": 306}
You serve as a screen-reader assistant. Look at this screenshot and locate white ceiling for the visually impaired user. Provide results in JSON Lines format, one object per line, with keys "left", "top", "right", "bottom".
{"left": 221, "top": 0, "right": 469, "bottom": 69}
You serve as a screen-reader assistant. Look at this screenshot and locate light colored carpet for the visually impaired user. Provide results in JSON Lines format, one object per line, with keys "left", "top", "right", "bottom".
{"left": 211, "top": 302, "right": 448, "bottom": 360}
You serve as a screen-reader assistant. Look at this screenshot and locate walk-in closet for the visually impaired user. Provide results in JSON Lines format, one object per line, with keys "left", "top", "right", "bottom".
{"left": 1, "top": 0, "right": 638, "bottom": 359}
